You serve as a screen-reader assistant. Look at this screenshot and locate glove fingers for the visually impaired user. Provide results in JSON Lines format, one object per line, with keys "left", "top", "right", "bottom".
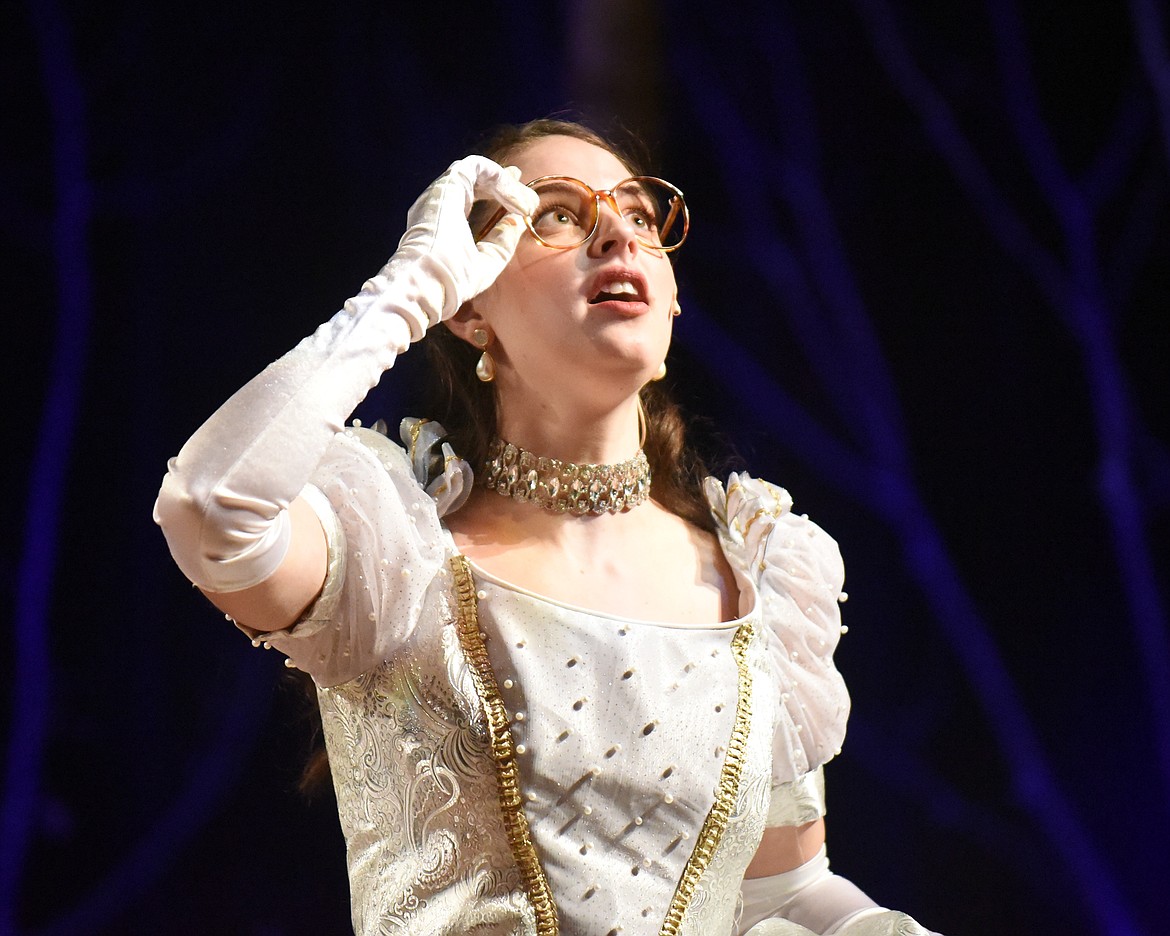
{"left": 472, "top": 213, "right": 526, "bottom": 288}
{"left": 423, "top": 156, "right": 536, "bottom": 224}
{"left": 463, "top": 157, "right": 539, "bottom": 217}
{"left": 389, "top": 156, "right": 537, "bottom": 323}
{"left": 743, "top": 921, "right": 819, "bottom": 936}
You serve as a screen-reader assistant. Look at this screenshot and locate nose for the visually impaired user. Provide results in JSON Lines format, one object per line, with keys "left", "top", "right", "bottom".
{"left": 586, "top": 196, "right": 642, "bottom": 257}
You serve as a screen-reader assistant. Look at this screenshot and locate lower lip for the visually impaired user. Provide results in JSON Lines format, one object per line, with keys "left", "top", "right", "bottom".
{"left": 588, "top": 299, "right": 650, "bottom": 316}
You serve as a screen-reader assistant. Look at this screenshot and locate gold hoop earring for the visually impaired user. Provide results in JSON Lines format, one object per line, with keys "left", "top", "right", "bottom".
{"left": 652, "top": 361, "right": 667, "bottom": 381}
{"left": 671, "top": 298, "right": 682, "bottom": 317}
{"left": 636, "top": 395, "right": 648, "bottom": 449}
{"left": 472, "top": 328, "right": 495, "bottom": 383}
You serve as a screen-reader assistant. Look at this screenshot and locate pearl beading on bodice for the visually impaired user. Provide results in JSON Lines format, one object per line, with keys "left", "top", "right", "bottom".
{"left": 468, "top": 564, "right": 769, "bottom": 934}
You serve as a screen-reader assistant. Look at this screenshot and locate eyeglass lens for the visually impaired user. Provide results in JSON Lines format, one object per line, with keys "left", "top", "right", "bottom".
{"left": 528, "top": 178, "right": 686, "bottom": 250}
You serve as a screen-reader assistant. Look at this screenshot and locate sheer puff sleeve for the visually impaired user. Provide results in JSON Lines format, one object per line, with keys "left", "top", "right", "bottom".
{"left": 705, "top": 473, "right": 851, "bottom": 787}
{"left": 235, "top": 420, "right": 471, "bottom": 688}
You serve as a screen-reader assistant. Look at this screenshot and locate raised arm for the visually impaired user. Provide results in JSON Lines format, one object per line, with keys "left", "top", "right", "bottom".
{"left": 153, "top": 156, "right": 537, "bottom": 632}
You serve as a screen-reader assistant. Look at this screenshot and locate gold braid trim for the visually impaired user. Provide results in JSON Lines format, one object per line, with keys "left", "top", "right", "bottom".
{"left": 449, "top": 555, "right": 560, "bottom": 935}
{"left": 659, "top": 619, "right": 756, "bottom": 936}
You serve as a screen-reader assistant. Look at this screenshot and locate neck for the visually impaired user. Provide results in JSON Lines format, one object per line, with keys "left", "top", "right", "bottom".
{"left": 495, "top": 393, "right": 642, "bottom": 465}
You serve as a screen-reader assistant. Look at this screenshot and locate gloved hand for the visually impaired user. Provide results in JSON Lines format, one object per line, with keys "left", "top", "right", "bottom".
{"left": 357, "top": 155, "right": 539, "bottom": 338}
{"left": 155, "top": 156, "right": 537, "bottom": 594}
{"left": 738, "top": 847, "right": 943, "bottom": 936}
{"left": 743, "top": 920, "right": 818, "bottom": 935}
{"left": 831, "top": 911, "right": 936, "bottom": 936}
{"left": 744, "top": 912, "right": 935, "bottom": 936}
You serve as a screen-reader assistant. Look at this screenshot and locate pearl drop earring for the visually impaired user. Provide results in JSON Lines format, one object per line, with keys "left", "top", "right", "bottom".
{"left": 472, "top": 328, "right": 495, "bottom": 383}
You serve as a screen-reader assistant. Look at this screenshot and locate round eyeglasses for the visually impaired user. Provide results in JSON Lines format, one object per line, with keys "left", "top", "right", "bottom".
{"left": 476, "top": 175, "right": 690, "bottom": 252}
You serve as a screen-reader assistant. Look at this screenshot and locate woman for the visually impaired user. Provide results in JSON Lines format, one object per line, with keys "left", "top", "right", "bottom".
{"left": 155, "top": 120, "right": 943, "bottom": 936}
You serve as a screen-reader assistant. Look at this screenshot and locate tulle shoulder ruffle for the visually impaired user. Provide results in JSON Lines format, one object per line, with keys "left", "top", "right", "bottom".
{"left": 704, "top": 473, "right": 850, "bottom": 784}
{"left": 249, "top": 417, "right": 471, "bottom": 686}
{"left": 384, "top": 416, "right": 474, "bottom": 517}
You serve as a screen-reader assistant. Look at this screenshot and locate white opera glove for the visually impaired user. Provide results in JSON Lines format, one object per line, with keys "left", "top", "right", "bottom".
{"left": 154, "top": 156, "right": 538, "bottom": 593}
{"left": 739, "top": 847, "right": 942, "bottom": 936}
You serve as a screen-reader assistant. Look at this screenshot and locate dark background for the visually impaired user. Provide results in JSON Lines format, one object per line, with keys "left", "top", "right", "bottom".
{"left": 3, "top": 1, "right": 1169, "bottom": 934}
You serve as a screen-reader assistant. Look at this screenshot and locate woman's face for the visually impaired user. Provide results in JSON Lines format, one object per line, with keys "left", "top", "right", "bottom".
{"left": 468, "top": 134, "right": 678, "bottom": 408}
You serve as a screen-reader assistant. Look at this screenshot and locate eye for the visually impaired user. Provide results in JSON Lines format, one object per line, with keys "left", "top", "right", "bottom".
{"left": 532, "top": 203, "right": 580, "bottom": 231}
{"left": 622, "top": 205, "right": 663, "bottom": 246}
{"left": 624, "top": 209, "right": 656, "bottom": 231}
{"left": 549, "top": 207, "right": 576, "bottom": 225}
{"left": 616, "top": 189, "right": 662, "bottom": 237}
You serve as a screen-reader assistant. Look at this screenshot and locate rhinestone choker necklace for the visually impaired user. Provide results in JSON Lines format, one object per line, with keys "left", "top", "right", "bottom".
{"left": 481, "top": 439, "right": 652, "bottom": 515}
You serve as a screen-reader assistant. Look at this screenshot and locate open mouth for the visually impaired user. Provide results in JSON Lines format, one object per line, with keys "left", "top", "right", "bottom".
{"left": 588, "top": 273, "right": 648, "bottom": 305}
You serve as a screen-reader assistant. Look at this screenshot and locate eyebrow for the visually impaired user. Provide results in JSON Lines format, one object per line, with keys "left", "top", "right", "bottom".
{"left": 533, "top": 179, "right": 588, "bottom": 197}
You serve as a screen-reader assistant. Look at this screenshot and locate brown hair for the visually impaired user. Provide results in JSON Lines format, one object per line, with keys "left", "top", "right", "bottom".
{"left": 426, "top": 118, "right": 715, "bottom": 531}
